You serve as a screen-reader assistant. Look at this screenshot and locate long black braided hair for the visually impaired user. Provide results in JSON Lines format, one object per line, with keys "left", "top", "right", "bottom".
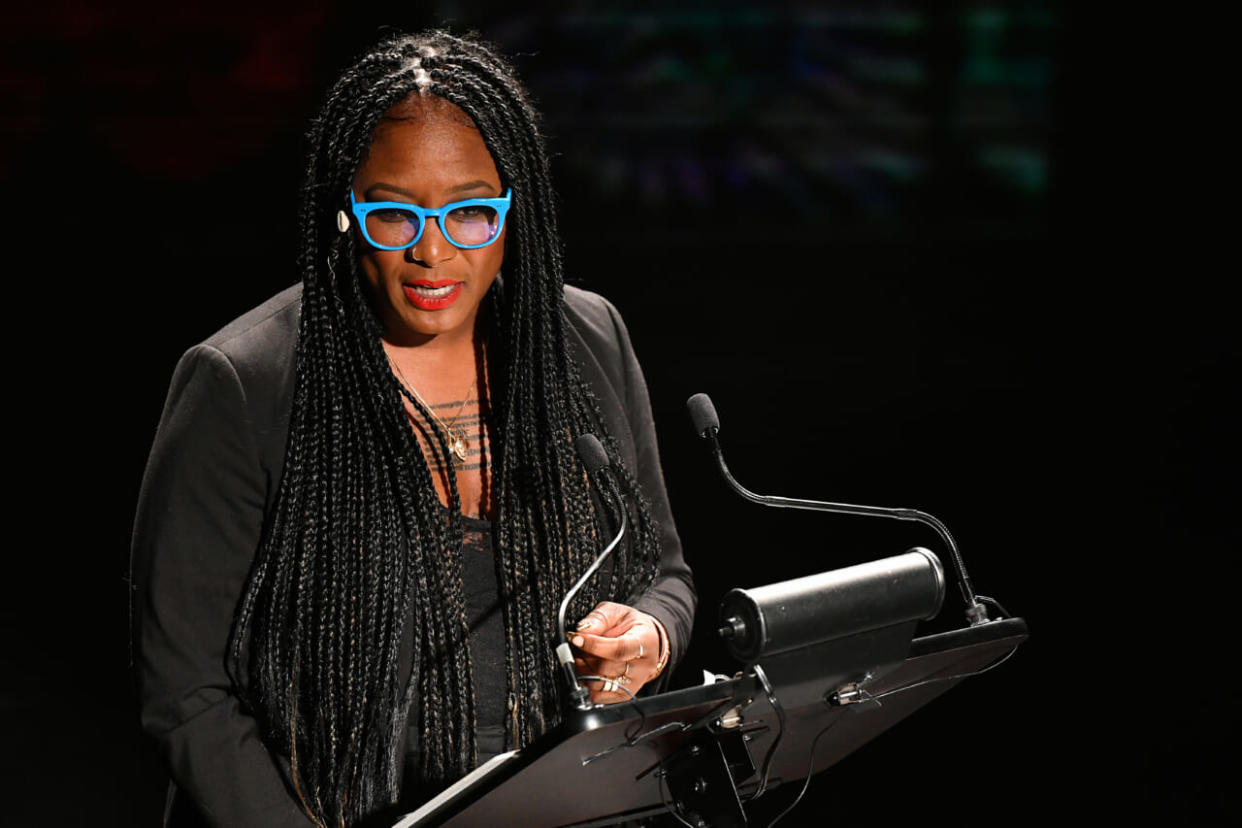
{"left": 227, "top": 30, "right": 663, "bottom": 827}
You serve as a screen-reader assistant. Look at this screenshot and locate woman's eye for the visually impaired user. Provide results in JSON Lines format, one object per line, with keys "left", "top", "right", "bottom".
{"left": 450, "top": 206, "right": 497, "bottom": 222}
{"left": 372, "top": 208, "right": 413, "bottom": 224}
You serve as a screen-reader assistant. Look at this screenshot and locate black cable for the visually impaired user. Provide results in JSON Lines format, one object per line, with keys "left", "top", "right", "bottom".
{"left": 657, "top": 763, "right": 697, "bottom": 828}
{"left": 766, "top": 718, "right": 839, "bottom": 827}
{"left": 870, "top": 646, "right": 1018, "bottom": 701}
{"left": 748, "top": 664, "right": 786, "bottom": 801}
{"left": 581, "top": 721, "right": 689, "bottom": 767}
{"left": 567, "top": 672, "right": 667, "bottom": 768}
{"left": 976, "top": 594, "right": 1011, "bottom": 619}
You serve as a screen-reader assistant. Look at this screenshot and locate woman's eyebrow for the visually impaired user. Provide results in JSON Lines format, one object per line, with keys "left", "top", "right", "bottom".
{"left": 366, "top": 180, "right": 498, "bottom": 200}
{"left": 447, "top": 180, "right": 498, "bottom": 195}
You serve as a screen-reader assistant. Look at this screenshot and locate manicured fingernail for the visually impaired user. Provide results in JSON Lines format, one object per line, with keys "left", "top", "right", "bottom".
{"left": 572, "top": 635, "right": 584, "bottom": 648}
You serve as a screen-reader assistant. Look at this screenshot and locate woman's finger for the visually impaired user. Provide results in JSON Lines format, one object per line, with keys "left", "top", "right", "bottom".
{"left": 587, "top": 672, "right": 645, "bottom": 704}
{"left": 571, "top": 631, "right": 644, "bottom": 662}
{"left": 572, "top": 653, "right": 644, "bottom": 703}
{"left": 575, "top": 601, "right": 632, "bottom": 634}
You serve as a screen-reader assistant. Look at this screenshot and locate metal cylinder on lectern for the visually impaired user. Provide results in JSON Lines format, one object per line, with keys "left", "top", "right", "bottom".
{"left": 718, "top": 548, "right": 945, "bottom": 663}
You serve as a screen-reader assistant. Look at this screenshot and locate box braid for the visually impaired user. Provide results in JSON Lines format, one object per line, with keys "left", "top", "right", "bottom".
{"left": 226, "top": 31, "right": 662, "bottom": 827}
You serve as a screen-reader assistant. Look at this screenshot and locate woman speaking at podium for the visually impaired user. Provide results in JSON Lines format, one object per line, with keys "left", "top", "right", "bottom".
{"left": 131, "top": 31, "right": 695, "bottom": 827}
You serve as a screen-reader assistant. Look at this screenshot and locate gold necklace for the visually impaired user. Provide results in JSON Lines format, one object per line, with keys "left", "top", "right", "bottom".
{"left": 385, "top": 351, "right": 479, "bottom": 464}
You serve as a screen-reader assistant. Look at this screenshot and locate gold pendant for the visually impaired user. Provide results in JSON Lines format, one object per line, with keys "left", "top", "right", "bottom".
{"left": 450, "top": 433, "right": 469, "bottom": 462}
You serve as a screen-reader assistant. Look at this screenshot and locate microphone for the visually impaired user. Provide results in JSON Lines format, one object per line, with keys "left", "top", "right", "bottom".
{"left": 556, "top": 433, "right": 629, "bottom": 709}
{"left": 686, "top": 392, "right": 990, "bottom": 627}
{"left": 574, "top": 432, "right": 611, "bottom": 476}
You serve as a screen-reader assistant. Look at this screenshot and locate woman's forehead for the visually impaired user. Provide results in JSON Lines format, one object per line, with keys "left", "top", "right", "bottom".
{"left": 356, "top": 95, "right": 500, "bottom": 191}
{"left": 380, "top": 92, "right": 477, "bottom": 130}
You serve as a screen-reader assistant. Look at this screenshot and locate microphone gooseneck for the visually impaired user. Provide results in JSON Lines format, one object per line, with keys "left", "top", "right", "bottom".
{"left": 687, "top": 393, "right": 989, "bottom": 627}
{"left": 557, "top": 433, "right": 630, "bottom": 709}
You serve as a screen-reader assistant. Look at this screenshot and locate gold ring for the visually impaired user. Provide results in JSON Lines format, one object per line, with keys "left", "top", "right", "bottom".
{"left": 601, "top": 663, "right": 631, "bottom": 693}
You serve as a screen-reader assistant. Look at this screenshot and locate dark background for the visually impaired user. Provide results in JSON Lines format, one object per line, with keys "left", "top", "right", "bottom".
{"left": 2, "top": 1, "right": 1235, "bottom": 825}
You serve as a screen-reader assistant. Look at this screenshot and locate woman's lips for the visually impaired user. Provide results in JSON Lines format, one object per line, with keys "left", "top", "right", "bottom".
{"left": 403, "top": 280, "right": 462, "bottom": 310}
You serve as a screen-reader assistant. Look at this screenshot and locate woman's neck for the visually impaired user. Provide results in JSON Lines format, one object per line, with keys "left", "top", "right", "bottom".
{"left": 381, "top": 317, "right": 486, "bottom": 378}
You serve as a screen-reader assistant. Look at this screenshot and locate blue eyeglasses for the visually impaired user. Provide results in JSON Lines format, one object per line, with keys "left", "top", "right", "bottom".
{"left": 349, "top": 189, "right": 512, "bottom": 250}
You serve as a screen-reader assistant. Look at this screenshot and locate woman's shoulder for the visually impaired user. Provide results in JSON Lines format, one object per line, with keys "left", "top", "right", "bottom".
{"left": 562, "top": 282, "right": 613, "bottom": 319}
{"left": 561, "top": 284, "right": 644, "bottom": 425}
{"left": 201, "top": 283, "right": 302, "bottom": 365}
{"left": 562, "top": 284, "right": 629, "bottom": 357}
{"left": 170, "top": 284, "right": 302, "bottom": 444}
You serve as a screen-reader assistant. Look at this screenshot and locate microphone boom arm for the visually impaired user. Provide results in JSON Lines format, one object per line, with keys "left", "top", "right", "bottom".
{"left": 703, "top": 428, "right": 989, "bottom": 627}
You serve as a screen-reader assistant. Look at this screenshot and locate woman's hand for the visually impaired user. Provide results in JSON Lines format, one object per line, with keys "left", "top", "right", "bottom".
{"left": 571, "top": 601, "right": 668, "bottom": 704}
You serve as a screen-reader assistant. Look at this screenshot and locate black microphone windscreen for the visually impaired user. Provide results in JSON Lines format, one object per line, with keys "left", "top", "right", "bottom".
{"left": 574, "top": 433, "right": 610, "bottom": 474}
{"left": 686, "top": 393, "right": 720, "bottom": 436}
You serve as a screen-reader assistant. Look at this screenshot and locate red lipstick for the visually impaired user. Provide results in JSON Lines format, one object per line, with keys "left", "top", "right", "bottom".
{"left": 402, "top": 280, "right": 462, "bottom": 310}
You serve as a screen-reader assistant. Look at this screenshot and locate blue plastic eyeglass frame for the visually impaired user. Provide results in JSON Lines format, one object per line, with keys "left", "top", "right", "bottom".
{"left": 348, "top": 188, "right": 512, "bottom": 251}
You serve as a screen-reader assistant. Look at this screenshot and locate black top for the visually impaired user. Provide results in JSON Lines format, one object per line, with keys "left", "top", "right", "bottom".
{"left": 453, "top": 515, "right": 506, "bottom": 763}
{"left": 397, "top": 515, "right": 506, "bottom": 813}
{"left": 131, "top": 284, "right": 696, "bottom": 827}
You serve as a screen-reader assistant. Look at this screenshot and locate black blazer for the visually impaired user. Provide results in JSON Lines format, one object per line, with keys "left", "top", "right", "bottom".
{"left": 130, "top": 283, "right": 696, "bottom": 827}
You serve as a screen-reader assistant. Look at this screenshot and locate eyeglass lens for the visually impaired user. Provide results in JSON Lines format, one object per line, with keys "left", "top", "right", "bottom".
{"left": 366, "top": 204, "right": 500, "bottom": 248}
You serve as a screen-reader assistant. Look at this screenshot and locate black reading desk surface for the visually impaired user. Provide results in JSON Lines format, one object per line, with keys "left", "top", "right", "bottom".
{"left": 396, "top": 617, "right": 1028, "bottom": 827}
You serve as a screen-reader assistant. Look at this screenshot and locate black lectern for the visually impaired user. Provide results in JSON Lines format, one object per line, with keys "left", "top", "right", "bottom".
{"left": 395, "top": 549, "right": 1026, "bottom": 827}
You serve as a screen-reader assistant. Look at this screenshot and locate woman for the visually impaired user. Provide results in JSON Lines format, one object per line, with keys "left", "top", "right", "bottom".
{"left": 131, "top": 30, "right": 695, "bottom": 828}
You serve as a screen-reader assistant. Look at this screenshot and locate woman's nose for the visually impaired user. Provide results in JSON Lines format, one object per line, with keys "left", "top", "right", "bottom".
{"left": 406, "top": 220, "right": 457, "bottom": 266}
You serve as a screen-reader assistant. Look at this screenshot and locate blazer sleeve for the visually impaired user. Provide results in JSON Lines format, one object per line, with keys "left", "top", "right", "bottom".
{"left": 131, "top": 344, "right": 314, "bottom": 828}
{"left": 597, "top": 299, "right": 697, "bottom": 682}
